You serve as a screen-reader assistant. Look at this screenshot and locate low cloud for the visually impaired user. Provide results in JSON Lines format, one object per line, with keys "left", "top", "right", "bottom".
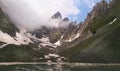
{"left": 0, "top": 0, "right": 80, "bottom": 31}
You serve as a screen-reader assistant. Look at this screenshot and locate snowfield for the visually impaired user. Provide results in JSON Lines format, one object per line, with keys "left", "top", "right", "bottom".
{"left": 0, "top": 30, "right": 33, "bottom": 45}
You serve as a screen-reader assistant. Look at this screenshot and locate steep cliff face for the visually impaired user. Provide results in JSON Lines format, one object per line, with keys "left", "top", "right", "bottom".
{"left": 80, "top": 0, "right": 109, "bottom": 35}
{"left": 89, "top": 0, "right": 109, "bottom": 18}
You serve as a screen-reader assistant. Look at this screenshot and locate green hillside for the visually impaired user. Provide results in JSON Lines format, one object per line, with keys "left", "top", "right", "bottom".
{"left": 0, "top": 8, "right": 18, "bottom": 37}
{"left": 60, "top": 0, "right": 120, "bottom": 63}
{"left": 0, "top": 44, "right": 53, "bottom": 62}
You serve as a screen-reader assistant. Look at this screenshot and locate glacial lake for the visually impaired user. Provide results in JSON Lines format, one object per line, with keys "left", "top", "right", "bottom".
{"left": 0, "top": 62, "right": 120, "bottom": 71}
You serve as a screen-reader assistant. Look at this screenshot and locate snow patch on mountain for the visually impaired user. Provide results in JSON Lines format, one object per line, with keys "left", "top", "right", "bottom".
{"left": 39, "top": 37, "right": 57, "bottom": 48}
{"left": 33, "top": 45, "right": 41, "bottom": 50}
{"left": 109, "top": 18, "right": 117, "bottom": 25}
{"left": 54, "top": 35, "right": 64, "bottom": 46}
{"left": 15, "top": 31, "right": 33, "bottom": 45}
{"left": 0, "top": 30, "right": 33, "bottom": 45}
{"left": 54, "top": 40, "right": 61, "bottom": 46}
{"left": 0, "top": 44, "right": 8, "bottom": 49}
{"left": 40, "top": 43, "right": 57, "bottom": 48}
{"left": 40, "top": 35, "right": 65, "bottom": 48}
{"left": 65, "top": 32, "right": 80, "bottom": 42}
{"left": 44, "top": 53, "right": 60, "bottom": 59}
{"left": 0, "top": 31, "right": 19, "bottom": 45}
{"left": 73, "top": 32, "right": 80, "bottom": 40}
{"left": 39, "top": 37, "right": 50, "bottom": 44}
{"left": 65, "top": 39, "right": 72, "bottom": 42}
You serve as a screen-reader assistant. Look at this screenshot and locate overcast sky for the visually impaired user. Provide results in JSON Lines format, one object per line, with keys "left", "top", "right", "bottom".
{"left": 0, "top": 0, "right": 110, "bottom": 31}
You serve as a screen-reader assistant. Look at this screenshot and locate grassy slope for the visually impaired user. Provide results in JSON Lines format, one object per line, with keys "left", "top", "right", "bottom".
{"left": 60, "top": 1, "right": 120, "bottom": 63}
{"left": 0, "top": 44, "right": 53, "bottom": 62}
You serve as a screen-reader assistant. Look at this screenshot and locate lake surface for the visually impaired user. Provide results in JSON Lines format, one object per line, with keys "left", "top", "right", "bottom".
{"left": 0, "top": 63, "right": 120, "bottom": 71}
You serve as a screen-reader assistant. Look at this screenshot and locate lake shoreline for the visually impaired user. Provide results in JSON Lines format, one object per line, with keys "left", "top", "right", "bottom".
{"left": 0, "top": 62, "right": 120, "bottom": 66}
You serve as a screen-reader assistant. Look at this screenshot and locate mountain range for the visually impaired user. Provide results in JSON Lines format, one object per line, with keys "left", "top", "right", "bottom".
{"left": 0, "top": 0, "right": 120, "bottom": 63}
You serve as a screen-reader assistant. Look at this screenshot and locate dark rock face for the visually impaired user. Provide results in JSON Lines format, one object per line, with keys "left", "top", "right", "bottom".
{"left": 63, "top": 17, "right": 69, "bottom": 21}
{"left": 32, "top": 26, "right": 51, "bottom": 38}
{"left": 49, "top": 27, "right": 66, "bottom": 43}
{"left": 32, "top": 26, "right": 67, "bottom": 43}
{"left": 51, "top": 12, "right": 62, "bottom": 19}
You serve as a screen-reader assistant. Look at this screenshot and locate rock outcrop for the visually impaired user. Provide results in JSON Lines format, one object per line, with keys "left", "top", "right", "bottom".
{"left": 79, "top": 0, "right": 109, "bottom": 35}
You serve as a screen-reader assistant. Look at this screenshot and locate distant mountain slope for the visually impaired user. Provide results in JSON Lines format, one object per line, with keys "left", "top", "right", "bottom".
{"left": 0, "top": 7, "right": 19, "bottom": 46}
{"left": 0, "top": 8, "right": 18, "bottom": 37}
{"left": 60, "top": 0, "right": 120, "bottom": 63}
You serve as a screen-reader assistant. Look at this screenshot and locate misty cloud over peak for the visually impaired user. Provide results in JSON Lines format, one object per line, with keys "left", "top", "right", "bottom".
{"left": 0, "top": 0, "right": 80, "bottom": 31}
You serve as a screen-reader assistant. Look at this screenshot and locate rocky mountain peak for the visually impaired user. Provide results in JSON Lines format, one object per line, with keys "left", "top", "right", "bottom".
{"left": 63, "top": 17, "right": 69, "bottom": 21}
{"left": 92, "top": 0, "right": 108, "bottom": 17}
{"left": 51, "top": 11, "right": 62, "bottom": 19}
{"left": 83, "top": 0, "right": 109, "bottom": 24}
